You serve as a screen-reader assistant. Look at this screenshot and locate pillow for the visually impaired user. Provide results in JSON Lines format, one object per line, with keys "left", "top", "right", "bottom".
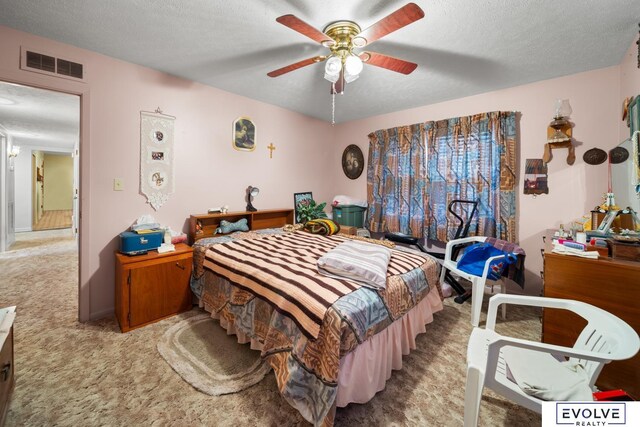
{"left": 502, "top": 346, "right": 594, "bottom": 401}
{"left": 216, "top": 218, "right": 249, "bottom": 234}
{"left": 304, "top": 218, "right": 341, "bottom": 236}
{"left": 317, "top": 240, "right": 391, "bottom": 289}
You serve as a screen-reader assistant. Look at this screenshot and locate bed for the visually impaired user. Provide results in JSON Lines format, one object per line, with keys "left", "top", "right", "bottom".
{"left": 190, "top": 227, "right": 443, "bottom": 426}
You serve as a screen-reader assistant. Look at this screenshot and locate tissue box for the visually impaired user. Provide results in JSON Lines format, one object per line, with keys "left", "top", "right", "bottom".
{"left": 119, "top": 231, "right": 163, "bottom": 255}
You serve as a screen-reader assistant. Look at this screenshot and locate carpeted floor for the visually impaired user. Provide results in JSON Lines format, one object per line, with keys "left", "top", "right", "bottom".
{"left": 0, "top": 230, "right": 541, "bottom": 426}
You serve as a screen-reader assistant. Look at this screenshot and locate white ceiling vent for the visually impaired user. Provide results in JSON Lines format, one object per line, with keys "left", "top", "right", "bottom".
{"left": 20, "top": 47, "right": 86, "bottom": 82}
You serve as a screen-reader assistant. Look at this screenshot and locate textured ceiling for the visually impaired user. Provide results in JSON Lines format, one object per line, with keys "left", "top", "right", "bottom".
{"left": 0, "top": 0, "right": 638, "bottom": 124}
{"left": 0, "top": 81, "right": 79, "bottom": 149}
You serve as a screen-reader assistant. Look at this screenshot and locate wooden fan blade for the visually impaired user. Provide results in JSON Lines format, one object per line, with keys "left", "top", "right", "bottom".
{"left": 360, "top": 51, "right": 417, "bottom": 75}
{"left": 353, "top": 3, "right": 425, "bottom": 47}
{"left": 276, "top": 15, "right": 335, "bottom": 46}
{"left": 331, "top": 69, "right": 345, "bottom": 94}
{"left": 267, "top": 55, "right": 327, "bottom": 77}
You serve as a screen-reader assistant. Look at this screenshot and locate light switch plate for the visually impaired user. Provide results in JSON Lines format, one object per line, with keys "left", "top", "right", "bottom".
{"left": 113, "top": 178, "right": 124, "bottom": 191}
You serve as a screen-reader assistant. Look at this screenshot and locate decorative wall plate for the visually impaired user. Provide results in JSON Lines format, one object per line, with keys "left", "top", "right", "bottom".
{"left": 342, "top": 144, "right": 364, "bottom": 180}
{"left": 609, "top": 146, "right": 629, "bottom": 164}
{"left": 583, "top": 148, "right": 607, "bottom": 165}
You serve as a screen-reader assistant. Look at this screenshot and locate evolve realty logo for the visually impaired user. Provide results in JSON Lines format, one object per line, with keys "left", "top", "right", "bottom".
{"left": 542, "top": 402, "right": 640, "bottom": 426}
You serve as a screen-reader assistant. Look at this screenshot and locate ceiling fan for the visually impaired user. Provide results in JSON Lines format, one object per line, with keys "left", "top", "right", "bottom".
{"left": 267, "top": 3, "right": 425, "bottom": 94}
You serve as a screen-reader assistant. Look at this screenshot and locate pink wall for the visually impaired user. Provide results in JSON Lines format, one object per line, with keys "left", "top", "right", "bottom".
{"left": 620, "top": 33, "right": 640, "bottom": 140}
{"left": 1, "top": 22, "right": 637, "bottom": 317}
{"left": 0, "top": 25, "right": 336, "bottom": 320}
{"left": 332, "top": 66, "right": 623, "bottom": 294}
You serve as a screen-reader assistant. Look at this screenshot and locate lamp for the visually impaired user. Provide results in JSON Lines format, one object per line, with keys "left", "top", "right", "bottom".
{"left": 543, "top": 99, "right": 576, "bottom": 164}
{"left": 549, "top": 99, "right": 572, "bottom": 143}
{"left": 246, "top": 186, "right": 259, "bottom": 212}
{"left": 8, "top": 145, "right": 20, "bottom": 158}
{"left": 8, "top": 145, "right": 20, "bottom": 171}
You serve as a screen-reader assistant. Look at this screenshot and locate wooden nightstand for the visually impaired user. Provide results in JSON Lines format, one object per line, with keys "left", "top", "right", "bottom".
{"left": 0, "top": 307, "right": 15, "bottom": 427}
{"left": 115, "top": 244, "right": 193, "bottom": 332}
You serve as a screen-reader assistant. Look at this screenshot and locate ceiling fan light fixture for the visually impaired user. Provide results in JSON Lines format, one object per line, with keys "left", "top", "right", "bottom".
{"left": 343, "top": 72, "right": 359, "bottom": 84}
{"left": 343, "top": 54, "right": 363, "bottom": 83}
{"left": 324, "top": 56, "right": 342, "bottom": 83}
{"left": 344, "top": 54, "right": 363, "bottom": 76}
{"left": 324, "top": 71, "right": 340, "bottom": 83}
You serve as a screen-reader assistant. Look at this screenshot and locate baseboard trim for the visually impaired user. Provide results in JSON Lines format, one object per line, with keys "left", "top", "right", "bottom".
{"left": 15, "top": 227, "right": 32, "bottom": 233}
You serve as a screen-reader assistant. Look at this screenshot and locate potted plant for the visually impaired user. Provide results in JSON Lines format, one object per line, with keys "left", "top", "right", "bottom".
{"left": 296, "top": 199, "right": 328, "bottom": 224}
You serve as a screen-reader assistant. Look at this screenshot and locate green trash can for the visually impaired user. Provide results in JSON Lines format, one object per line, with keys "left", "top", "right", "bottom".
{"left": 332, "top": 205, "right": 367, "bottom": 228}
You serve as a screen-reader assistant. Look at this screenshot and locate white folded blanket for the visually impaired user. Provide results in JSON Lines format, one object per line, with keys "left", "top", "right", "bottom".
{"left": 317, "top": 240, "right": 391, "bottom": 289}
{"left": 503, "top": 346, "right": 594, "bottom": 401}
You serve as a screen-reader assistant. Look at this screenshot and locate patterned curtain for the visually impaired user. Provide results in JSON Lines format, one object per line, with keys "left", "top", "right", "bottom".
{"left": 366, "top": 124, "right": 426, "bottom": 236}
{"left": 424, "top": 111, "right": 517, "bottom": 242}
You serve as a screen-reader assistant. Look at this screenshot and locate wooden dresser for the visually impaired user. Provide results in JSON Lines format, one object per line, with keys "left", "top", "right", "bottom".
{"left": 0, "top": 307, "right": 15, "bottom": 426}
{"left": 543, "top": 241, "right": 640, "bottom": 398}
{"left": 115, "top": 244, "right": 193, "bottom": 332}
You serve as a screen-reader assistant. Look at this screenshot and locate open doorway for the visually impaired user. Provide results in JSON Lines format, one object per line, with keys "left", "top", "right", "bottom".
{"left": 0, "top": 80, "right": 80, "bottom": 302}
{"left": 0, "top": 82, "right": 80, "bottom": 237}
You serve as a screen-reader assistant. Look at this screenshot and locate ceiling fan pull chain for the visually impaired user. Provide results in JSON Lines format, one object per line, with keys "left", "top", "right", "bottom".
{"left": 331, "top": 84, "right": 336, "bottom": 126}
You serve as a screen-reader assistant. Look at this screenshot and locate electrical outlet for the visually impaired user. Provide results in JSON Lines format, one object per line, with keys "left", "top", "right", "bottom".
{"left": 113, "top": 178, "right": 124, "bottom": 191}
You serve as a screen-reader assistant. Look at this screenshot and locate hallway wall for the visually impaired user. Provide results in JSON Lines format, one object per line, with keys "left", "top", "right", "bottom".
{"left": 43, "top": 153, "right": 73, "bottom": 211}
{"left": 13, "top": 150, "right": 31, "bottom": 231}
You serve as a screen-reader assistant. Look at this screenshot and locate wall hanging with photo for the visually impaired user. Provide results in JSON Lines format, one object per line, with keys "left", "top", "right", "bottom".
{"left": 523, "top": 159, "right": 548, "bottom": 195}
{"left": 233, "top": 117, "right": 256, "bottom": 151}
{"left": 140, "top": 109, "right": 175, "bottom": 210}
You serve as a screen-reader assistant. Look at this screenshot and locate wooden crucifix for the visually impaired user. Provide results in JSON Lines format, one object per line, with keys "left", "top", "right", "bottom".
{"left": 267, "top": 143, "right": 276, "bottom": 159}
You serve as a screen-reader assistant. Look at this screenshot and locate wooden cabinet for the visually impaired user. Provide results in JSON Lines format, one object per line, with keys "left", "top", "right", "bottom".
{"left": 188, "top": 209, "right": 294, "bottom": 245}
{"left": 0, "top": 307, "right": 16, "bottom": 427}
{"left": 543, "top": 247, "right": 640, "bottom": 398}
{"left": 115, "top": 244, "right": 193, "bottom": 332}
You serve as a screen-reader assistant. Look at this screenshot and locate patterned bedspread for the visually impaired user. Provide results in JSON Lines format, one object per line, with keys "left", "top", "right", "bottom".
{"left": 190, "top": 229, "right": 442, "bottom": 426}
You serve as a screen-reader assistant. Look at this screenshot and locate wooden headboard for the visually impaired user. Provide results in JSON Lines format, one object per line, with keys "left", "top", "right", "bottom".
{"left": 188, "top": 209, "right": 294, "bottom": 245}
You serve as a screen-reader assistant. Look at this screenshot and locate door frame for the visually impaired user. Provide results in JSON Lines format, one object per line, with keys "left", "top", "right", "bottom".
{"left": 0, "top": 70, "right": 91, "bottom": 322}
{"left": 0, "top": 127, "right": 7, "bottom": 251}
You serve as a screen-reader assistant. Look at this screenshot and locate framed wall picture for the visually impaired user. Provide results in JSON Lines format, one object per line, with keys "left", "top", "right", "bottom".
{"left": 523, "top": 159, "right": 548, "bottom": 195}
{"left": 342, "top": 144, "right": 364, "bottom": 179}
{"left": 293, "top": 192, "right": 312, "bottom": 223}
{"left": 233, "top": 117, "right": 256, "bottom": 151}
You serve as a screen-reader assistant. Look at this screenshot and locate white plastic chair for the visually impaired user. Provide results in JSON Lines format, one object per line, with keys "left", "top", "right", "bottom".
{"left": 440, "top": 236, "right": 510, "bottom": 326}
{"left": 464, "top": 294, "right": 640, "bottom": 427}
